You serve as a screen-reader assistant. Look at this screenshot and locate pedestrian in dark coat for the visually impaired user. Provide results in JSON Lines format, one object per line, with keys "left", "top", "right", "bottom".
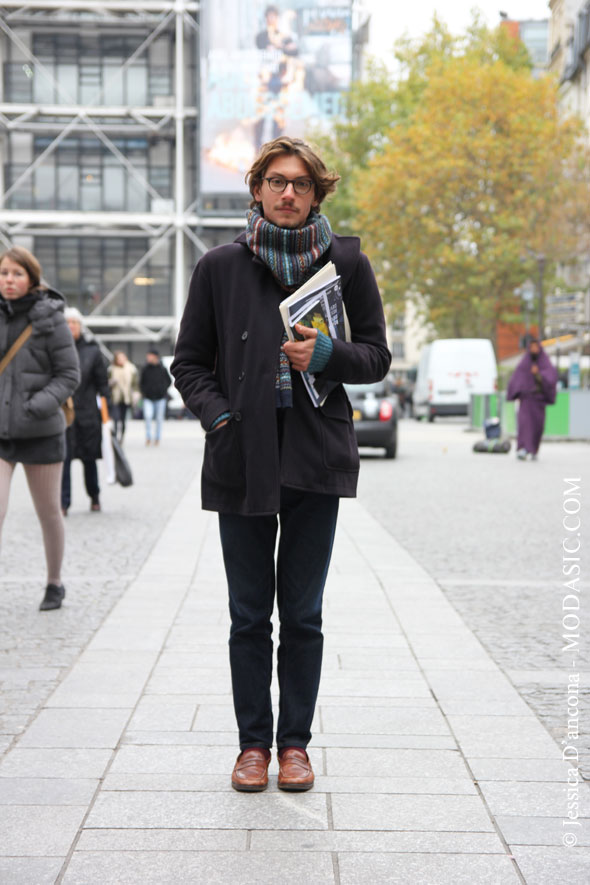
{"left": 0, "top": 246, "right": 80, "bottom": 610}
{"left": 172, "top": 136, "right": 391, "bottom": 793}
{"left": 507, "top": 336, "right": 557, "bottom": 460}
{"left": 61, "top": 307, "right": 110, "bottom": 513}
{"left": 139, "top": 347, "right": 171, "bottom": 446}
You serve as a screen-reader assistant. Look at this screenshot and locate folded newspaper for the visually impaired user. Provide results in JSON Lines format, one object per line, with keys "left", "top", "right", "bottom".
{"left": 279, "top": 262, "right": 350, "bottom": 407}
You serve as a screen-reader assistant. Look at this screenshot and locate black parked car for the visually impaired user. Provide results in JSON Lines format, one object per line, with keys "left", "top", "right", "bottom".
{"left": 344, "top": 380, "right": 399, "bottom": 459}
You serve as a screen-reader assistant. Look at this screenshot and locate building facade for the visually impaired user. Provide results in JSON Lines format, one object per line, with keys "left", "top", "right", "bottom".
{"left": 548, "top": 0, "right": 590, "bottom": 342}
{"left": 0, "top": 0, "right": 365, "bottom": 361}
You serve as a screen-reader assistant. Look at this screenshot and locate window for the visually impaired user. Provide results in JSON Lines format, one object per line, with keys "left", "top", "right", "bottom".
{"left": 34, "top": 236, "right": 174, "bottom": 316}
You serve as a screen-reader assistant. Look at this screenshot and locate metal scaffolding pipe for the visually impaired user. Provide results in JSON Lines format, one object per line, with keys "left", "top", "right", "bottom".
{"left": 174, "top": 0, "right": 186, "bottom": 336}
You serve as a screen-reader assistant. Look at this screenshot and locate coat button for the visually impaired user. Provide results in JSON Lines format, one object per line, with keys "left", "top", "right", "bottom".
{"left": 241, "top": 331, "right": 248, "bottom": 341}
{"left": 238, "top": 371, "right": 245, "bottom": 381}
{"left": 233, "top": 411, "right": 242, "bottom": 422}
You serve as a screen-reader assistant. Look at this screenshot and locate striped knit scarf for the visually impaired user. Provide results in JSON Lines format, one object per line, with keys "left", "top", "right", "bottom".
{"left": 245, "top": 207, "right": 332, "bottom": 407}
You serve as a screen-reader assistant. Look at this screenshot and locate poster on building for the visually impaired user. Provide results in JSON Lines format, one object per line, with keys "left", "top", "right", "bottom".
{"left": 200, "top": 1, "right": 352, "bottom": 194}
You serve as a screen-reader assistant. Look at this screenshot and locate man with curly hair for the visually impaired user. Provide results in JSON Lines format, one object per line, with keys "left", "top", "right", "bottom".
{"left": 172, "top": 136, "right": 390, "bottom": 793}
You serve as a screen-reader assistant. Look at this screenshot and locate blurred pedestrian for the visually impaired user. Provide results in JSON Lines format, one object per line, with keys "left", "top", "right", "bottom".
{"left": 139, "top": 347, "right": 171, "bottom": 446}
{"left": 108, "top": 350, "right": 138, "bottom": 443}
{"left": 61, "top": 308, "right": 110, "bottom": 513}
{"left": 0, "top": 246, "right": 80, "bottom": 611}
{"left": 172, "top": 136, "right": 390, "bottom": 792}
{"left": 507, "top": 336, "right": 558, "bottom": 460}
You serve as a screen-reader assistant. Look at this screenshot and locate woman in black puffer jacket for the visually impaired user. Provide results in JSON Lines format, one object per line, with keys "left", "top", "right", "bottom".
{"left": 0, "top": 246, "right": 80, "bottom": 611}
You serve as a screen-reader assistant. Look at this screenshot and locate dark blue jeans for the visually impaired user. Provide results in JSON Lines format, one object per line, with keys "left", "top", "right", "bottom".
{"left": 219, "top": 487, "right": 339, "bottom": 751}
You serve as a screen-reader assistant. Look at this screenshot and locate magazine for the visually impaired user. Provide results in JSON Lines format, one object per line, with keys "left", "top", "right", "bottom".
{"left": 279, "top": 262, "right": 350, "bottom": 407}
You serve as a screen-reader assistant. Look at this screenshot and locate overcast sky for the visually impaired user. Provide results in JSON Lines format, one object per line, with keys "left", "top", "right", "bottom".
{"left": 363, "top": 1, "right": 551, "bottom": 64}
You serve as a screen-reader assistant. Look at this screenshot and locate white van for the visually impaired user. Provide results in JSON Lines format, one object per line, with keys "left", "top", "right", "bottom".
{"left": 414, "top": 338, "right": 497, "bottom": 421}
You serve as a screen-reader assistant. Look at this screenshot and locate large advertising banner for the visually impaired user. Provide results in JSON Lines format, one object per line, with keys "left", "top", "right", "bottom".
{"left": 200, "top": 1, "right": 353, "bottom": 194}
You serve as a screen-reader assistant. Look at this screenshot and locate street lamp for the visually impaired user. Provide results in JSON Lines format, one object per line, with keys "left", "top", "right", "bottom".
{"left": 525, "top": 249, "right": 546, "bottom": 338}
{"left": 519, "top": 279, "right": 535, "bottom": 338}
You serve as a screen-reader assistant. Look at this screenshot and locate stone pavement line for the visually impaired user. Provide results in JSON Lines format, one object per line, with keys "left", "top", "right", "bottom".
{"left": 0, "top": 484, "right": 588, "bottom": 884}
{"left": 0, "top": 470, "right": 210, "bottom": 885}
{"left": 337, "top": 501, "right": 590, "bottom": 885}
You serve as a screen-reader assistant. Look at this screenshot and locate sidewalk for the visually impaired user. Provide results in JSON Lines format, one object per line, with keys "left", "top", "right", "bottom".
{"left": 1, "top": 428, "right": 589, "bottom": 883}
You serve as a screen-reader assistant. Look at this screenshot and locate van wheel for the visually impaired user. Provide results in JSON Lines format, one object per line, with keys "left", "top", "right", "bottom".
{"left": 428, "top": 411, "right": 435, "bottom": 423}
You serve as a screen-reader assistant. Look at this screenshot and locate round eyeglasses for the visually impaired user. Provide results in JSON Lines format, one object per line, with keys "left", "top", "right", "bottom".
{"left": 263, "top": 176, "right": 313, "bottom": 196}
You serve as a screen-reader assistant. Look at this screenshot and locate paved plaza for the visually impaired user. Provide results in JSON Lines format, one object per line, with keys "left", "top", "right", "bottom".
{"left": 0, "top": 420, "right": 589, "bottom": 884}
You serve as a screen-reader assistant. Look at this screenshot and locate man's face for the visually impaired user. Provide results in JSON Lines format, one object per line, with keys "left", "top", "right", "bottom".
{"left": 253, "top": 154, "right": 318, "bottom": 230}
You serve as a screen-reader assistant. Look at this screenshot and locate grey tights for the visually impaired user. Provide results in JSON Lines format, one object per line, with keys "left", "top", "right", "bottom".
{"left": 0, "top": 459, "right": 64, "bottom": 585}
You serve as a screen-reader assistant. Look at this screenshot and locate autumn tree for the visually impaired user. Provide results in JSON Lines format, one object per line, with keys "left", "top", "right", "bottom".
{"left": 354, "top": 57, "right": 588, "bottom": 341}
{"left": 313, "top": 16, "right": 590, "bottom": 341}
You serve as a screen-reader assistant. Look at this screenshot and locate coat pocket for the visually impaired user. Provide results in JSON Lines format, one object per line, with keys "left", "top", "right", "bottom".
{"left": 319, "top": 390, "right": 359, "bottom": 472}
{"left": 203, "top": 419, "right": 245, "bottom": 488}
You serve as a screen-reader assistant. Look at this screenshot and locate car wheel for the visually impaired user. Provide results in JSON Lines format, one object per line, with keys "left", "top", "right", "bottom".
{"left": 384, "top": 438, "right": 397, "bottom": 459}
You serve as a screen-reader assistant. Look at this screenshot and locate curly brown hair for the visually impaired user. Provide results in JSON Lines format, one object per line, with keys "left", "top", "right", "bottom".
{"left": 245, "top": 136, "right": 340, "bottom": 209}
{"left": 0, "top": 245, "right": 42, "bottom": 290}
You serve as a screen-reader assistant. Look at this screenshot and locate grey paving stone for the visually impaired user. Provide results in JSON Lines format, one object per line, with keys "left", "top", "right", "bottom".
{"left": 318, "top": 676, "right": 430, "bottom": 698}
{"left": 497, "top": 815, "right": 590, "bottom": 846}
{"left": 479, "top": 781, "right": 590, "bottom": 818}
{"left": 145, "top": 670, "right": 232, "bottom": 695}
{"left": 0, "top": 777, "right": 98, "bottom": 805}
{"left": 338, "top": 852, "right": 520, "bottom": 884}
{"left": 316, "top": 733, "right": 458, "bottom": 750}
{"left": 2, "top": 805, "right": 86, "bottom": 855}
{"left": 319, "top": 695, "right": 438, "bottom": 708}
{"left": 17, "top": 708, "right": 132, "bottom": 749}
{"left": 101, "top": 773, "right": 234, "bottom": 791}
{"left": 320, "top": 706, "right": 449, "bottom": 736}
{"left": 469, "top": 758, "right": 577, "bottom": 783}
{"left": 319, "top": 774, "right": 478, "bottom": 794}
{"left": 85, "top": 625, "right": 170, "bottom": 652}
{"left": 510, "top": 846, "right": 590, "bottom": 885}
{"left": 128, "top": 697, "right": 198, "bottom": 732}
{"left": 439, "top": 698, "right": 533, "bottom": 716}
{"left": 0, "top": 856, "right": 65, "bottom": 885}
{"left": 155, "top": 651, "right": 229, "bottom": 669}
{"left": 447, "top": 715, "right": 562, "bottom": 758}
{"left": 326, "top": 747, "right": 468, "bottom": 779}
{"left": 108, "top": 744, "right": 323, "bottom": 776}
{"left": 122, "top": 730, "right": 239, "bottom": 747}
{"left": 61, "top": 850, "right": 335, "bottom": 885}
{"left": 420, "top": 658, "right": 499, "bottom": 672}
{"left": 251, "top": 830, "right": 505, "bottom": 853}
{"left": 322, "top": 632, "right": 408, "bottom": 650}
{"left": 85, "top": 790, "right": 329, "bottom": 830}
{"left": 0, "top": 747, "right": 112, "bottom": 779}
{"left": 76, "top": 828, "right": 248, "bottom": 851}
{"left": 331, "top": 793, "right": 495, "bottom": 832}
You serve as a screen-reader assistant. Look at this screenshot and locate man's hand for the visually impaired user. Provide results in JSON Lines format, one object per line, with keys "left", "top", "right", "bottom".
{"left": 282, "top": 324, "right": 318, "bottom": 372}
{"left": 531, "top": 364, "right": 539, "bottom": 375}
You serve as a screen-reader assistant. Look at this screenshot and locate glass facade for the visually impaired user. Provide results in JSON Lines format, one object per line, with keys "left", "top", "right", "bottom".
{"left": 35, "top": 236, "right": 175, "bottom": 317}
{"left": 5, "top": 33, "right": 175, "bottom": 106}
{"left": 6, "top": 136, "right": 173, "bottom": 212}
{"left": 0, "top": 8, "right": 216, "bottom": 337}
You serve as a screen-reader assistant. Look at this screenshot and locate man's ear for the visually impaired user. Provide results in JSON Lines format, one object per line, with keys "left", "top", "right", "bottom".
{"left": 252, "top": 182, "right": 262, "bottom": 204}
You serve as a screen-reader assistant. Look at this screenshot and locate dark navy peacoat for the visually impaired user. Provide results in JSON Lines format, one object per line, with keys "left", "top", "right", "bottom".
{"left": 172, "top": 233, "right": 391, "bottom": 515}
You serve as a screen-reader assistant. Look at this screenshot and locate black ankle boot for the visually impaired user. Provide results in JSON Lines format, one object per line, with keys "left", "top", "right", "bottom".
{"left": 39, "top": 583, "right": 65, "bottom": 611}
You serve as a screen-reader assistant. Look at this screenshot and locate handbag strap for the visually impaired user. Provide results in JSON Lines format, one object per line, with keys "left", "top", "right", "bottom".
{"left": 0, "top": 324, "right": 33, "bottom": 376}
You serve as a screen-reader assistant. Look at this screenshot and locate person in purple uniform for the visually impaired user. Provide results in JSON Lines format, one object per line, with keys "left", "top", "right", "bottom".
{"left": 507, "top": 336, "right": 558, "bottom": 460}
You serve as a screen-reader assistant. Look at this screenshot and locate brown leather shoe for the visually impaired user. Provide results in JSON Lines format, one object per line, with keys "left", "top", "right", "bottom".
{"left": 277, "top": 747, "right": 314, "bottom": 791}
{"left": 231, "top": 748, "right": 270, "bottom": 792}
